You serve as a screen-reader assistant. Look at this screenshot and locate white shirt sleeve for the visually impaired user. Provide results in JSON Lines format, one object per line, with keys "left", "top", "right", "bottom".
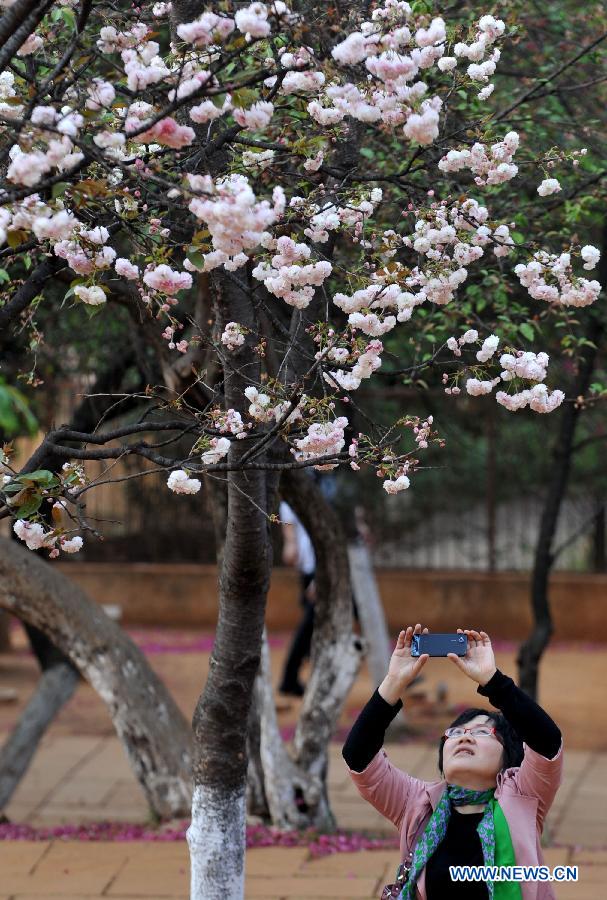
{"left": 279, "top": 501, "right": 296, "bottom": 524}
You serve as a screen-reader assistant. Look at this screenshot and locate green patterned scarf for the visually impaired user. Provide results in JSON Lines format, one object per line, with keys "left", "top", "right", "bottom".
{"left": 400, "top": 784, "right": 522, "bottom": 899}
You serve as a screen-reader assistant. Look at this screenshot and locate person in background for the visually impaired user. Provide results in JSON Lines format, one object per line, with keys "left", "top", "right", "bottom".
{"left": 343, "top": 624, "right": 563, "bottom": 899}
{"left": 278, "top": 500, "right": 315, "bottom": 697}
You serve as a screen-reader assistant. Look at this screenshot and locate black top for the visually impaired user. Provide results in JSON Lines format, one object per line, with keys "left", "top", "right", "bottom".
{"left": 425, "top": 809, "right": 486, "bottom": 898}
{"left": 342, "top": 670, "right": 562, "bottom": 900}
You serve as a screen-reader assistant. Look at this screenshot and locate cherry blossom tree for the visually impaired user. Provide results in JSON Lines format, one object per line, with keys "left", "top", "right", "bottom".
{"left": 0, "top": 1, "right": 603, "bottom": 897}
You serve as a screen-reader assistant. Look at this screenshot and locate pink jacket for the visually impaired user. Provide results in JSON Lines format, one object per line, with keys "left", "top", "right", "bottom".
{"left": 347, "top": 741, "right": 564, "bottom": 900}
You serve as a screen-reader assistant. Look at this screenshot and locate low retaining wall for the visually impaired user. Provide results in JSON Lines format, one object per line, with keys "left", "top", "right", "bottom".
{"left": 54, "top": 563, "right": 607, "bottom": 641}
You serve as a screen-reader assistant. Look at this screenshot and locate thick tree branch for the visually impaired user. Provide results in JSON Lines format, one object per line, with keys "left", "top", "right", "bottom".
{"left": 0, "top": 0, "right": 55, "bottom": 72}
{"left": 0, "top": 256, "right": 66, "bottom": 331}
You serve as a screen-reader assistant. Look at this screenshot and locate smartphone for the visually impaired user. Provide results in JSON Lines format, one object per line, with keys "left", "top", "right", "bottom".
{"left": 411, "top": 633, "right": 468, "bottom": 657}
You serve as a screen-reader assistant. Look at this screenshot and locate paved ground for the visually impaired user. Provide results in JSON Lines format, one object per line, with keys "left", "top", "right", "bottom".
{"left": 2, "top": 627, "right": 607, "bottom": 750}
{"left": 0, "top": 839, "right": 604, "bottom": 898}
{"left": 2, "top": 738, "right": 606, "bottom": 848}
{"left": 0, "top": 626, "right": 606, "bottom": 898}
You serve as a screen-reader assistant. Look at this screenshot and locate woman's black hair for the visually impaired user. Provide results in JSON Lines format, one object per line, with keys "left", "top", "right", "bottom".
{"left": 438, "top": 708, "right": 524, "bottom": 775}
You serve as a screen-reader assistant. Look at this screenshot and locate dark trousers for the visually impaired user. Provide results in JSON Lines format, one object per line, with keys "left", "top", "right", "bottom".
{"left": 280, "top": 572, "right": 315, "bottom": 689}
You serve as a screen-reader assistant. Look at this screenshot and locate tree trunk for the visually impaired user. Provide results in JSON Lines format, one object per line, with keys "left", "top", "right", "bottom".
{"left": 245, "top": 471, "right": 282, "bottom": 824}
{"left": 281, "top": 470, "right": 364, "bottom": 827}
{"left": 187, "top": 458, "right": 270, "bottom": 898}
{"left": 187, "top": 261, "right": 272, "bottom": 898}
{"left": 0, "top": 662, "right": 79, "bottom": 813}
{"left": 246, "top": 677, "right": 270, "bottom": 820}
{"left": 0, "top": 611, "right": 10, "bottom": 652}
{"left": 244, "top": 474, "right": 363, "bottom": 832}
{"left": 255, "top": 628, "right": 326, "bottom": 828}
{"left": 348, "top": 540, "right": 391, "bottom": 689}
{"left": 592, "top": 505, "right": 606, "bottom": 571}
{"left": 0, "top": 537, "right": 194, "bottom": 818}
{"left": 518, "top": 228, "right": 606, "bottom": 697}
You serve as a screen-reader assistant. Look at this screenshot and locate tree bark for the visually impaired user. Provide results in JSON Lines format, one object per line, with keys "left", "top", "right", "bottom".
{"left": 348, "top": 540, "right": 390, "bottom": 689}
{"left": 0, "top": 611, "right": 10, "bottom": 652}
{"left": 0, "top": 537, "right": 194, "bottom": 818}
{"left": 518, "top": 227, "right": 607, "bottom": 698}
{"left": 281, "top": 470, "right": 364, "bottom": 827}
{"left": 246, "top": 675, "right": 269, "bottom": 820}
{"left": 255, "top": 628, "right": 325, "bottom": 828}
{"left": 187, "top": 456, "right": 270, "bottom": 898}
{"left": 187, "top": 264, "right": 271, "bottom": 898}
{"left": 0, "top": 662, "right": 79, "bottom": 813}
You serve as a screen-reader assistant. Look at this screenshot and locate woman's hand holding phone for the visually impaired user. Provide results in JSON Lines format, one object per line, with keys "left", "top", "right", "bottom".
{"left": 379, "top": 626, "right": 497, "bottom": 704}
{"left": 447, "top": 628, "right": 497, "bottom": 686}
{"left": 379, "top": 624, "right": 430, "bottom": 705}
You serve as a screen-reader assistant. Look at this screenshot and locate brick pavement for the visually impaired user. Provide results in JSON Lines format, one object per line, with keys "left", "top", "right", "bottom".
{"left": 0, "top": 841, "right": 605, "bottom": 898}
{"left": 0, "top": 740, "right": 606, "bottom": 898}
{"left": 1, "top": 631, "right": 606, "bottom": 897}
{"left": 2, "top": 738, "right": 606, "bottom": 848}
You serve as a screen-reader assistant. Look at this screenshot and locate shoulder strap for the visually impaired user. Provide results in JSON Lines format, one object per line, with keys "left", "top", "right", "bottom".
{"left": 403, "top": 809, "right": 432, "bottom": 868}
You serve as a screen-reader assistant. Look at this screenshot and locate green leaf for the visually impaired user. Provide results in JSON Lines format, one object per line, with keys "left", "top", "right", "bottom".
{"left": 61, "top": 6, "right": 76, "bottom": 28}
{"left": 52, "top": 182, "right": 70, "bottom": 199}
{"left": 1, "top": 482, "right": 22, "bottom": 494}
{"left": 230, "top": 88, "right": 257, "bottom": 108}
{"left": 0, "top": 268, "right": 9, "bottom": 283}
{"left": 7, "top": 230, "right": 27, "bottom": 248}
{"left": 359, "top": 148, "right": 375, "bottom": 160}
{"left": 16, "top": 496, "right": 43, "bottom": 518}
{"left": 187, "top": 250, "right": 205, "bottom": 269}
{"left": 17, "top": 469, "right": 57, "bottom": 486}
{"left": 0, "top": 382, "right": 37, "bottom": 436}
{"left": 519, "top": 323, "right": 535, "bottom": 342}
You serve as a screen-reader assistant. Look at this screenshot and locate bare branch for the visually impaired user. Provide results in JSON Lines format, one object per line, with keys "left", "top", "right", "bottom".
{"left": 0, "top": 0, "right": 55, "bottom": 72}
{"left": 495, "top": 31, "right": 607, "bottom": 122}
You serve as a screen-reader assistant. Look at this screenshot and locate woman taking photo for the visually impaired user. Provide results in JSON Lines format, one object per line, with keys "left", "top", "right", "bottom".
{"left": 343, "top": 624, "right": 563, "bottom": 899}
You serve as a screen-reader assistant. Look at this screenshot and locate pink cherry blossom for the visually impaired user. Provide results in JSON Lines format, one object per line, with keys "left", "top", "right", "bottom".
{"left": 221, "top": 322, "right": 246, "bottom": 350}
{"left": 476, "top": 334, "right": 500, "bottom": 362}
{"left": 294, "top": 417, "right": 348, "bottom": 468}
{"left": 7, "top": 150, "right": 51, "bottom": 186}
{"left": 235, "top": 3, "right": 271, "bottom": 39}
{"left": 17, "top": 33, "right": 43, "bottom": 57}
{"left": 60, "top": 536, "right": 83, "bottom": 553}
{"left": 233, "top": 101, "right": 274, "bottom": 130}
{"left": 86, "top": 79, "right": 116, "bottom": 110}
{"left": 74, "top": 285, "right": 107, "bottom": 306}
{"left": 581, "top": 245, "right": 600, "bottom": 270}
{"left": 167, "top": 470, "right": 201, "bottom": 494}
{"left": 135, "top": 117, "right": 195, "bottom": 149}
{"left": 537, "top": 178, "right": 561, "bottom": 197}
{"left": 13, "top": 520, "right": 50, "bottom": 550}
{"left": 383, "top": 474, "right": 410, "bottom": 494}
{"left": 143, "top": 265, "right": 193, "bottom": 294}
{"left": 201, "top": 437, "right": 231, "bottom": 465}
{"left": 177, "top": 12, "right": 235, "bottom": 46}
{"left": 32, "top": 210, "right": 78, "bottom": 242}
{"left": 115, "top": 258, "right": 140, "bottom": 280}
{"left": 188, "top": 173, "right": 284, "bottom": 268}
{"left": 465, "top": 378, "right": 500, "bottom": 396}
